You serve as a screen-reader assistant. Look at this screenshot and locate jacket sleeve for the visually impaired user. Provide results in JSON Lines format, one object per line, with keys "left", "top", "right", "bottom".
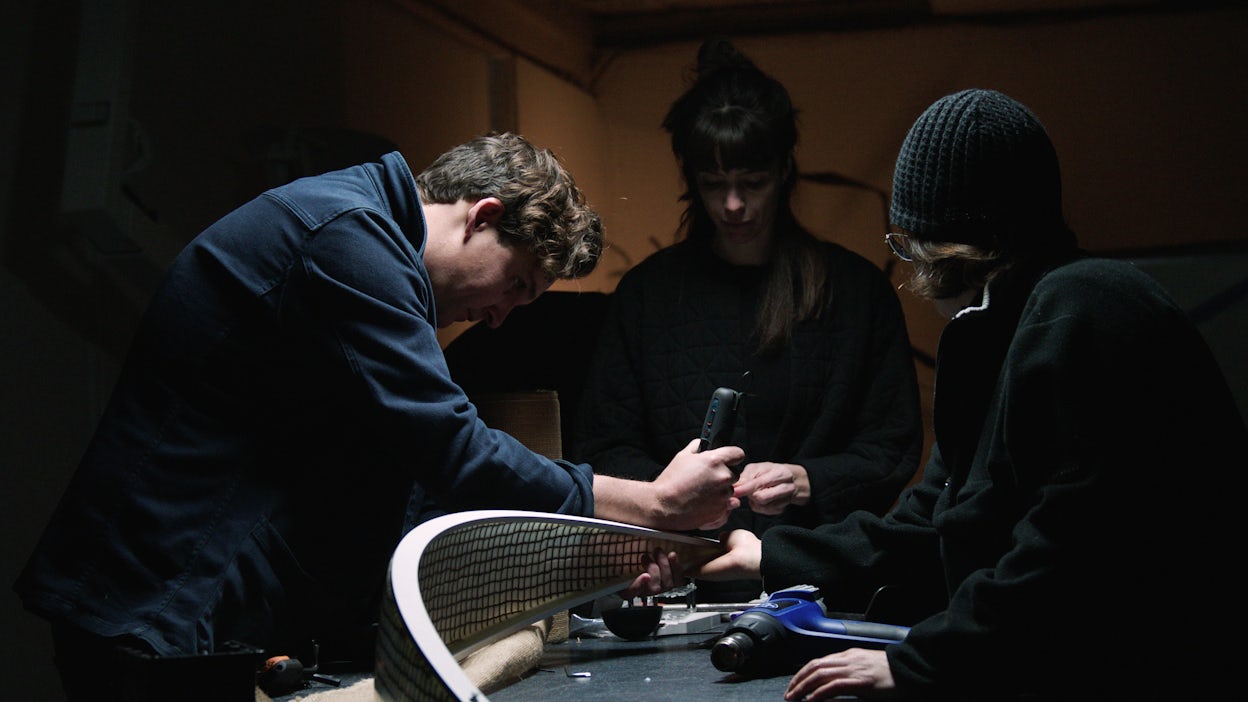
{"left": 761, "top": 446, "right": 947, "bottom": 615}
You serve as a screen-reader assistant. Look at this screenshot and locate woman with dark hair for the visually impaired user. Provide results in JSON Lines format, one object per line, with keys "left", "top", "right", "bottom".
{"left": 574, "top": 39, "right": 923, "bottom": 602}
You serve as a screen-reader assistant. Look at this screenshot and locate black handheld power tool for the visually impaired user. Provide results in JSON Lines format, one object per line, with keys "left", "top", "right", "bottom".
{"left": 710, "top": 585, "right": 910, "bottom": 676}
{"left": 697, "top": 386, "right": 742, "bottom": 453}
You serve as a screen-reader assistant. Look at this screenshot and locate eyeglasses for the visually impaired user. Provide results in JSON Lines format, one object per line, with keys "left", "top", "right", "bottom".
{"left": 885, "top": 232, "right": 914, "bottom": 262}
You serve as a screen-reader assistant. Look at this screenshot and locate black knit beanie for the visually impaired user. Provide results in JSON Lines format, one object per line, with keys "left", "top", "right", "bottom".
{"left": 890, "top": 89, "right": 1068, "bottom": 251}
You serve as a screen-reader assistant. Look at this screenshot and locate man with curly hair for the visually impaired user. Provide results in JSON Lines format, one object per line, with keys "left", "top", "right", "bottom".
{"left": 16, "top": 133, "right": 743, "bottom": 700}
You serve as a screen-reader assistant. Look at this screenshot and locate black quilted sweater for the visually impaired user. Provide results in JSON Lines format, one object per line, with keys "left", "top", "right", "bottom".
{"left": 572, "top": 237, "right": 923, "bottom": 599}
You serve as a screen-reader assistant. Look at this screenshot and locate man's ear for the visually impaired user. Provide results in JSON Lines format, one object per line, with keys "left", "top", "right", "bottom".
{"left": 465, "top": 197, "right": 505, "bottom": 238}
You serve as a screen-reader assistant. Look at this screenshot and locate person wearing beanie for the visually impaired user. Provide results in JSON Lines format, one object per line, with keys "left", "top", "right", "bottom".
{"left": 694, "top": 89, "right": 1244, "bottom": 699}
{"left": 573, "top": 38, "right": 923, "bottom": 603}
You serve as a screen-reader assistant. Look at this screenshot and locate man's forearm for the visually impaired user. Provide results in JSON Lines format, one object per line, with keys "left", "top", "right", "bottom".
{"left": 591, "top": 444, "right": 743, "bottom": 532}
{"left": 592, "top": 473, "right": 662, "bottom": 528}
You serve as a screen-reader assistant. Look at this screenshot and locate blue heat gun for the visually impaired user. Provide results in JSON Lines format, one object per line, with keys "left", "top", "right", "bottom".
{"left": 710, "top": 585, "right": 910, "bottom": 675}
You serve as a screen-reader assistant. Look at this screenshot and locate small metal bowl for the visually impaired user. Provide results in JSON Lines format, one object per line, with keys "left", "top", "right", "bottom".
{"left": 602, "top": 606, "right": 663, "bottom": 640}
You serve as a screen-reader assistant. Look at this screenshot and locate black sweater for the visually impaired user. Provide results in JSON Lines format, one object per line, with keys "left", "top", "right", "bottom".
{"left": 761, "top": 254, "right": 1246, "bottom": 699}
{"left": 574, "top": 237, "right": 923, "bottom": 597}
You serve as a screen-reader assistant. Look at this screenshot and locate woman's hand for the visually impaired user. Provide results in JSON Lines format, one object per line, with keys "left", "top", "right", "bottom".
{"left": 785, "top": 648, "right": 897, "bottom": 701}
{"left": 734, "top": 462, "right": 810, "bottom": 515}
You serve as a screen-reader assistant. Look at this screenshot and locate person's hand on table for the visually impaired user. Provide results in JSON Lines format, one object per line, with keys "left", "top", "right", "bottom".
{"left": 785, "top": 648, "right": 896, "bottom": 700}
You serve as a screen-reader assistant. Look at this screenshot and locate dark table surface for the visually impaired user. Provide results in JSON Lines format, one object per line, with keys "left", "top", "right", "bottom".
{"left": 273, "top": 609, "right": 799, "bottom": 701}
{"left": 492, "top": 634, "right": 791, "bottom": 701}
{"left": 490, "top": 612, "right": 793, "bottom": 701}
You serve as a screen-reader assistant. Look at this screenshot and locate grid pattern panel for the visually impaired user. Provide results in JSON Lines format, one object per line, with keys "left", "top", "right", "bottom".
{"left": 422, "top": 520, "right": 707, "bottom": 651}
{"left": 375, "top": 580, "right": 458, "bottom": 702}
{"left": 376, "top": 511, "right": 724, "bottom": 702}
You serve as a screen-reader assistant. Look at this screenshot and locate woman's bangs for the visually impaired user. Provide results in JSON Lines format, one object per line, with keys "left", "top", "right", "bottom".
{"left": 686, "top": 116, "right": 777, "bottom": 173}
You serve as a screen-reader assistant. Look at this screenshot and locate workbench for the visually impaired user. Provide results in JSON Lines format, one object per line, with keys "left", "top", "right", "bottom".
{"left": 492, "top": 614, "right": 792, "bottom": 701}
{"left": 272, "top": 609, "right": 794, "bottom": 701}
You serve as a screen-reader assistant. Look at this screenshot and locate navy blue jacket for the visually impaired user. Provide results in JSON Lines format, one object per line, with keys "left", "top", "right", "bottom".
{"left": 15, "top": 152, "right": 594, "bottom": 656}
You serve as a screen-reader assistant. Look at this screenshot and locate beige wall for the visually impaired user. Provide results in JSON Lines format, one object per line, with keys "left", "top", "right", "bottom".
{"left": 589, "top": 10, "right": 1247, "bottom": 352}
{"left": 518, "top": 58, "right": 613, "bottom": 292}
{"left": 342, "top": 0, "right": 493, "bottom": 171}
{"left": 527, "top": 9, "right": 1247, "bottom": 465}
